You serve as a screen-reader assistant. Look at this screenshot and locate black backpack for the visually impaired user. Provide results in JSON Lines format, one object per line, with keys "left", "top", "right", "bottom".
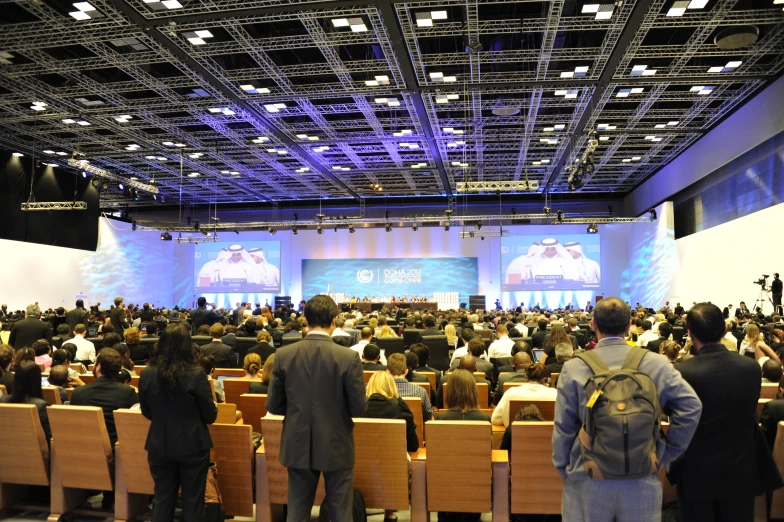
{"left": 576, "top": 348, "right": 661, "bottom": 480}
{"left": 316, "top": 490, "right": 367, "bottom": 522}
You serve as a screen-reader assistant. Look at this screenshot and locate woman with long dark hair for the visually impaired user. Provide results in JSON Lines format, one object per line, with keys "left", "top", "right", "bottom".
{"left": 139, "top": 323, "right": 217, "bottom": 522}
{"left": 0, "top": 360, "right": 51, "bottom": 442}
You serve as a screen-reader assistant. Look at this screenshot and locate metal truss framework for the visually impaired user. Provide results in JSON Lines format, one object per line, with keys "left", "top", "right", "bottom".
{"left": 456, "top": 181, "right": 540, "bottom": 193}
{"left": 0, "top": 0, "right": 780, "bottom": 209}
{"left": 21, "top": 201, "right": 88, "bottom": 211}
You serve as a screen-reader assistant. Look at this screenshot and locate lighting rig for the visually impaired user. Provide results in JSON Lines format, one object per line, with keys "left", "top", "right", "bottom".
{"left": 566, "top": 129, "right": 600, "bottom": 191}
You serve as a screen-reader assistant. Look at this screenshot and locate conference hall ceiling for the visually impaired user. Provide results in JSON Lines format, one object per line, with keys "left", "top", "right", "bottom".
{"left": 0, "top": 0, "right": 782, "bottom": 207}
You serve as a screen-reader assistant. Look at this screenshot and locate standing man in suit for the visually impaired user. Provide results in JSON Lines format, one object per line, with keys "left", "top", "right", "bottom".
{"left": 267, "top": 295, "right": 367, "bottom": 521}
{"left": 9, "top": 304, "right": 52, "bottom": 349}
{"left": 772, "top": 273, "right": 783, "bottom": 315}
{"left": 492, "top": 351, "right": 531, "bottom": 405}
{"left": 672, "top": 303, "right": 781, "bottom": 521}
{"left": 735, "top": 301, "right": 748, "bottom": 318}
{"left": 191, "top": 297, "right": 220, "bottom": 333}
{"left": 110, "top": 297, "right": 129, "bottom": 332}
{"left": 66, "top": 299, "right": 89, "bottom": 332}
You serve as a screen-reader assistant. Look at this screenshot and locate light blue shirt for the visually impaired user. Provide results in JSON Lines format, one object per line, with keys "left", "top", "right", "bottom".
{"left": 552, "top": 337, "right": 702, "bottom": 480}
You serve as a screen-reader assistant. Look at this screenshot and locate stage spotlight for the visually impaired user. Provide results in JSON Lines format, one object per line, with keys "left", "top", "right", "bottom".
{"left": 160, "top": 232, "right": 172, "bottom": 241}
{"left": 412, "top": 223, "right": 418, "bottom": 231}
{"left": 131, "top": 221, "right": 137, "bottom": 231}
{"left": 587, "top": 223, "right": 598, "bottom": 234}
{"left": 268, "top": 227, "right": 276, "bottom": 235}
{"left": 194, "top": 219, "right": 200, "bottom": 231}
{"left": 385, "top": 224, "right": 391, "bottom": 232}
{"left": 82, "top": 171, "right": 87, "bottom": 178}
{"left": 556, "top": 210, "right": 564, "bottom": 223}
{"left": 118, "top": 183, "right": 124, "bottom": 190}
{"left": 543, "top": 206, "right": 551, "bottom": 216}
{"left": 349, "top": 224, "right": 355, "bottom": 233}
{"left": 91, "top": 178, "right": 100, "bottom": 188}
{"left": 649, "top": 208, "right": 657, "bottom": 221}
{"left": 476, "top": 222, "right": 482, "bottom": 230}
{"left": 317, "top": 226, "right": 323, "bottom": 235}
{"left": 292, "top": 226, "right": 298, "bottom": 235}
{"left": 444, "top": 224, "right": 450, "bottom": 231}
{"left": 101, "top": 180, "right": 109, "bottom": 190}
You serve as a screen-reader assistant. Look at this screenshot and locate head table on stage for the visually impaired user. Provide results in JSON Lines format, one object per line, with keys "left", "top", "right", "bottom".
{"left": 347, "top": 302, "right": 438, "bottom": 312}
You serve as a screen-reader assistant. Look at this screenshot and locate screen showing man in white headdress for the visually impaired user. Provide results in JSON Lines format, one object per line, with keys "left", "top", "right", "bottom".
{"left": 198, "top": 248, "right": 230, "bottom": 285}
{"left": 530, "top": 238, "right": 580, "bottom": 281}
{"left": 504, "top": 242, "right": 540, "bottom": 284}
{"left": 564, "top": 241, "right": 601, "bottom": 284}
{"left": 248, "top": 247, "right": 281, "bottom": 287}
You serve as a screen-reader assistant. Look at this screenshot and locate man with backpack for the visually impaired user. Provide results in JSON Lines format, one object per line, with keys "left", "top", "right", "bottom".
{"left": 553, "top": 297, "right": 702, "bottom": 521}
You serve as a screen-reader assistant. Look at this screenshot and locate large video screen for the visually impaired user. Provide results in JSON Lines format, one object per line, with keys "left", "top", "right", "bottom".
{"left": 194, "top": 241, "right": 281, "bottom": 293}
{"left": 500, "top": 234, "right": 601, "bottom": 291}
{"left": 302, "top": 257, "right": 478, "bottom": 302}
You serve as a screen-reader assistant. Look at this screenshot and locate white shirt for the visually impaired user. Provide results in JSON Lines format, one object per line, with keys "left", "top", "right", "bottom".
{"left": 512, "top": 324, "right": 529, "bottom": 337}
{"left": 332, "top": 328, "right": 350, "bottom": 337}
{"left": 492, "top": 383, "right": 558, "bottom": 427}
{"left": 449, "top": 345, "right": 488, "bottom": 366}
{"left": 351, "top": 340, "right": 386, "bottom": 365}
{"left": 70, "top": 335, "right": 96, "bottom": 362}
{"left": 488, "top": 336, "right": 515, "bottom": 359}
{"left": 637, "top": 330, "right": 659, "bottom": 348}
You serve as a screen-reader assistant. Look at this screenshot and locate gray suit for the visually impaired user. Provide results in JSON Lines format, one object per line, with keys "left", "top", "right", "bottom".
{"left": 267, "top": 332, "right": 367, "bottom": 521}
{"left": 493, "top": 369, "right": 527, "bottom": 405}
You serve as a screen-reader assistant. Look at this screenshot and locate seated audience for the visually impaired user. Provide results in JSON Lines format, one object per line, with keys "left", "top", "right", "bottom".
{"left": 437, "top": 369, "right": 491, "bottom": 422}
{"left": 0, "top": 344, "right": 14, "bottom": 393}
{"left": 763, "top": 359, "right": 783, "bottom": 384}
{"left": 14, "top": 347, "right": 36, "bottom": 368}
{"left": 124, "top": 327, "right": 147, "bottom": 364}
{"left": 52, "top": 323, "right": 71, "bottom": 348}
{"left": 33, "top": 339, "right": 52, "bottom": 370}
{"left": 197, "top": 355, "right": 224, "bottom": 403}
{"left": 409, "top": 343, "right": 441, "bottom": 384}
{"left": 47, "top": 364, "right": 71, "bottom": 403}
{"left": 492, "top": 363, "right": 557, "bottom": 427}
{"left": 545, "top": 342, "right": 573, "bottom": 374}
{"left": 196, "top": 324, "right": 211, "bottom": 336}
{"left": 249, "top": 354, "right": 275, "bottom": 394}
{"left": 660, "top": 340, "right": 684, "bottom": 364}
{"left": 0, "top": 361, "right": 51, "bottom": 442}
{"left": 500, "top": 404, "right": 546, "bottom": 452}
{"left": 68, "top": 324, "right": 96, "bottom": 365}
{"left": 361, "top": 344, "right": 386, "bottom": 370}
{"left": 444, "top": 324, "right": 459, "bottom": 349}
{"left": 198, "top": 324, "right": 236, "bottom": 368}
{"left": 113, "top": 343, "right": 137, "bottom": 376}
{"left": 405, "top": 352, "right": 429, "bottom": 384}
{"left": 387, "top": 352, "right": 433, "bottom": 421}
{"left": 493, "top": 351, "right": 532, "bottom": 405}
{"left": 438, "top": 354, "right": 491, "bottom": 408}
{"left": 240, "top": 353, "right": 262, "bottom": 380}
{"left": 761, "top": 375, "right": 784, "bottom": 448}
{"left": 247, "top": 330, "right": 275, "bottom": 362}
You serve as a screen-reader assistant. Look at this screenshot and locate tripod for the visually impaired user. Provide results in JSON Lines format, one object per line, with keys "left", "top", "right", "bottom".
{"left": 752, "top": 286, "right": 775, "bottom": 314}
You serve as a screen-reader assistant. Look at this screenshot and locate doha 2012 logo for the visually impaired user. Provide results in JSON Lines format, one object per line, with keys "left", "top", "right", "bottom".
{"left": 356, "top": 269, "right": 374, "bottom": 284}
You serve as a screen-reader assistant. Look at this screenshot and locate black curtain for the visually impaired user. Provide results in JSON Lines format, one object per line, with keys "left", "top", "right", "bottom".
{"left": 0, "top": 151, "right": 100, "bottom": 251}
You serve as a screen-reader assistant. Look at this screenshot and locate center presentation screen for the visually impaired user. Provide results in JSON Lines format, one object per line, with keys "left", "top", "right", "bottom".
{"left": 194, "top": 241, "right": 281, "bottom": 293}
{"left": 500, "top": 234, "right": 601, "bottom": 291}
{"left": 301, "top": 257, "right": 478, "bottom": 302}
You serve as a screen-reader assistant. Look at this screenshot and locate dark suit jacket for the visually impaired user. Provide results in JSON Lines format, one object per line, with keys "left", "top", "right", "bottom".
{"left": 531, "top": 330, "right": 548, "bottom": 349}
{"left": 247, "top": 343, "right": 275, "bottom": 362}
{"left": 71, "top": 376, "right": 138, "bottom": 446}
{"left": 421, "top": 327, "right": 441, "bottom": 337}
{"left": 365, "top": 394, "right": 418, "bottom": 452}
{"left": 362, "top": 362, "right": 387, "bottom": 371}
{"left": 190, "top": 306, "right": 219, "bottom": 333}
{"left": 672, "top": 344, "right": 761, "bottom": 499}
{"left": 221, "top": 333, "right": 236, "bottom": 349}
{"left": 0, "top": 370, "right": 13, "bottom": 394}
{"left": 110, "top": 307, "right": 128, "bottom": 332}
{"left": 198, "top": 340, "right": 236, "bottom": 368}
{"left": 66, "top": 307, "right": 89, "bottom": 331}
{"left": 0, "top": 396, "right": 51, "bottom": 442}
{"left": 646, "top": 336, "right": 668, "bottom": 354}
{"left": 9, "top": 317, "right": 52, "bottom": 349}
{"left": 267, "top": 333, "right": 367, "bottom": 471}
{"left": 140, "top": 365, "right": 217, "bottom": 457}
{"left": 760, "top": 399, "right": 784, "bottom": 449}
{"left": 493, "top": 370, "right": 527, "bottom": 405}
{"left": 249, "top": 380, "right": 270, "bottom": 394}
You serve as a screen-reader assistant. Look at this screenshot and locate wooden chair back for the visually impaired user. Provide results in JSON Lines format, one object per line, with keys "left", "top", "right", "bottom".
{"left": 47, "top": 405, "right": 113, "bottom": 491}
{"left": 443, "top": 382, "right": 489, "bottom": 409}
{"left": 413, "top": 381, "right": 430, "bottom": 394}
{"left": 79, "top": 374, "right": 96, "bottom": 385}
{"left": 113, "top": 409, "right": 154, "bottom": 494}
{"left": 424, "top": 421, "right": 492, "bottom": 513}
{"left": 208, "top": 376, "right": 217, "bottom": 402}
{"left": 214, "top": 368, "right": 245, "bottom": 379}
{"left": 238, "top": 393, "right": 267, "bottom": 433}
{"left": 418, "top": 371, "right": 437, "bottom": 392}
{"left": 130, "top": 376, "right": 140, "bottom": 388}
{"left": 475, "top": 329, "right": 494, "bottom": 341}
{"left": 134, "top": 365, "right": 145, "bottom": 375}
{"left": 761, "top": 383, "right": 778, "bottom": 399}
{"left": 208, "top": 423, "right": 254, "bottom": 518}
{"left": 504, "top": 381, "right": 524, "bottom": 393}
{"left": 42, "top": 386, "right": 62, "bottom": 406}
{"left": 216, "top": 403, "right": 240, "bottom": 424}
{"left": 88, "top": 364, "right": 94, "bottom": 372}
{"left": 422, "top": 336, "right": 451, "bottom": 371}
{"left": 770, "top": 421, "right": 784, "bottom": 518}
{"left": 550, "top": 373, "right": 559, "bottom": 389}
{"left": 0, "top": 404, "right": 50, "bottom": 486}
{"left": 510, "top": 421, "right": 562, "bottom": 514}
{"left": 223, "top": 379, "right": 252, "bottom": 407}
{"left": 66, "top": 388, "right": 74, "bottom": 402}
{"left": 363, "top": 371, "right": 375, "bottom": 384}
{"left": 402, "top": 396, "right": 425, "bottom": 448}
{"left": 509, "top": 399, "right": 556, "bottom": 421}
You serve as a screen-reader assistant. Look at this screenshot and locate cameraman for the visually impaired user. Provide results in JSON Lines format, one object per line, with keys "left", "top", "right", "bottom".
{"left": 772, "top": 273, "right": 783, "bottom": 315}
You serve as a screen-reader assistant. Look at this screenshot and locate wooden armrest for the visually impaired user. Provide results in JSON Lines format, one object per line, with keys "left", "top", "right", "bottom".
{"left": 492, "top": 449, "right": 509, "bottom": 463}
{"left": 256, "top": 443, "right": 266, "bottom": 454}
{"left": 492, "top": 424, "right": 506, "bottom": 433}
{"left": 409, "top": 448, "right": 427, "bottom": 460}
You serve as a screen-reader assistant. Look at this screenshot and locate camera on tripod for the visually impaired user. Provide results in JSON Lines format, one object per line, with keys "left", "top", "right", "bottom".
{"left": 754, "top": 275, "right": 770, "bottom": 287}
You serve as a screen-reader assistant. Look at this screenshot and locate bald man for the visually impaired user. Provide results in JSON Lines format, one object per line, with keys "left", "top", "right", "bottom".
{"left": 437, "top": 354, "right": 491, "bottom": 408}
{"left": 493, "top": 351, "right": 532, "bottom": 405}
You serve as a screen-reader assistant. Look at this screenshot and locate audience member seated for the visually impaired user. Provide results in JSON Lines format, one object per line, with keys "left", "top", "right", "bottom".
{"left": 532, "top": 318, "right": 549, "bottom": 349}
{"left": 409, "top": 343, "right": 441, "bottom": 384}
{"left": 364, "top": 370, "right": 418, "bottom": 522}
{"left": 763, "top": 359, "right": 783, "bottom": 384}
{"left": 221, "top": 323, "right": 237, "bottom": 348}
{"left": 249, "top": 354, "right": 275, "bottom": 394}
{"left": 492, "top": 363, "right": 557, "bottom": 427}
{"left": 740, "top": 324, "right": 764, "bottom": 358}
{"left": 387, "top": 352, "right": 433, "bottom": 421}
{"left": 14, "top": 346, "right": 36, "bottom": 368}
{"left": 405, "top": 352, "right": 429, "bottom": 384}
{"left": 444, "top": 324, "right": 459, "bottom": 349}
{"left": 646, "top": 322, "right": 672, "bottom": 354}
{"left": 420, "top": 315, "right": 440, "bottom": 337}
{"left": 51, "top": 323, "right": 71, "bottom": 349}
{"left": 103, "top": 332, "right": 123, "bottom": 349}
{"left": 144, "top": 320, "right": 159, "bottom": 338}
{"left": 282, "top": 320, "right": 303, "bottom": 339}
{"left": 124, "top": 326, "right": 147, "bottom": 364}
{"left": 115, "top": 368, "right": 133, "bottom": 386}
{"left": 198, "top": 324, "right": 236, "bottom": 368}
{"left": 500, "top": 404, "right": 545, "bottom": 452}
{"left": 437, "top": 369, "right": 491, "bottom": 422}
{"left": 240, "top": 353, "right": 262, "bottom": 380}
{"left": 493, "top": 351, "right": 532, "bottom": 405}
{"left": 196, "top": 324, "right": 211, "bottom": 336}
{"left": 660, "top": 340, "right": 685, "bottom": 364}
{"left": 541, "top": 325, "right": 576, "bottom": 365}
{"left": 545, "top": 342, "right": 573, "bottom": 374}
{"left": 113, "top": 343, "right": 137, "bottom": 376}
{"left": 0, "top": 360, "right": 51, "bottom": 442}
{"left": 438, "top": 354, "right": 491, "bottom": 408}
{"left": 450, "top": 338, "right": 493, "bottom": 379}
{"left": 47, "top": 364, "right": 70, "bottom": 403}
{"left": 33, "top": 339, "right": 52, "bottom": 370}
{"left": 70, "top": 324, "right": 96, "bottom": 364}
{"left": 377, "top": 323, "right": 398, "bottom": 338}
{"left": 0, "top": 344, "right": 14, "bottom": 393}
{"left": 352, "top": 327, "right": 386, "bottom": 364}
{"left": 361, "top": 344, "right": 386, "bottom": 370}
{"left": 247, "top": 330, "right": 275, "bottom": 362}
{"left": 488, "top": 324, "right": 515, "bottom": 359}
{"left": 761, "top": 375, "right": 784, "bottom": 448}
{"left": 197, "top": 355, "right": 224, "bottom": 403}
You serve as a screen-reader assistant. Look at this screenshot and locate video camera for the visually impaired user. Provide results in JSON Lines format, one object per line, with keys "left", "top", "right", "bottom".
{"left": 753, "top": 274, "right": 770, "bottom": 286}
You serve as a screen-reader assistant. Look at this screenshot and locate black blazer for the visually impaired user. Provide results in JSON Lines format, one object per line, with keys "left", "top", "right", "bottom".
{"left": 71, "top": 376, "right": 138, "bottom": 446}
{"left": 531, "top": 330, "right": 548, "bottom": 349}
{"left": 249, "top": 380, "right": 270, "bottom": 394}
{"left": 140, "top": 365, "right": 217, "bottom": 457}
{"left": 671, "top": 344, "right": 761, "bottom": 499}
{"left": 0, "top": 396, "right": 51, "bottom": 443}
{"left": 247, "top": 342, "right": 275, "bottom": 362}
{"left": 110, "top": 307, "right": 128, "bottom": 332}
{"left": 420, "top": 327, "right": 441, "bottom": 337}
{"left": 362, "top": 362, "right": 387, "bottom": 371}
{"left": 761, "top": 399, "right": 784, "bottom": 449}
{"left": 646, "top": 337, "right": 668, "bottom": 354}
{"left": 198, "top": 341, "right": 236, "bottom": 368}
{"left": 190, "top": 307, "right": 220, "bottom": 333}
{"left": 364, "top": 394, "right": 418, "bottom": 452}
{"left": 267, "top": 333, "right": 367, "bottom": 471}
{"left": 9, "top": 317, "right": 52, "bottom": 349}
{"left": 66, "top": 307, "right": 89, "bottom": 331}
